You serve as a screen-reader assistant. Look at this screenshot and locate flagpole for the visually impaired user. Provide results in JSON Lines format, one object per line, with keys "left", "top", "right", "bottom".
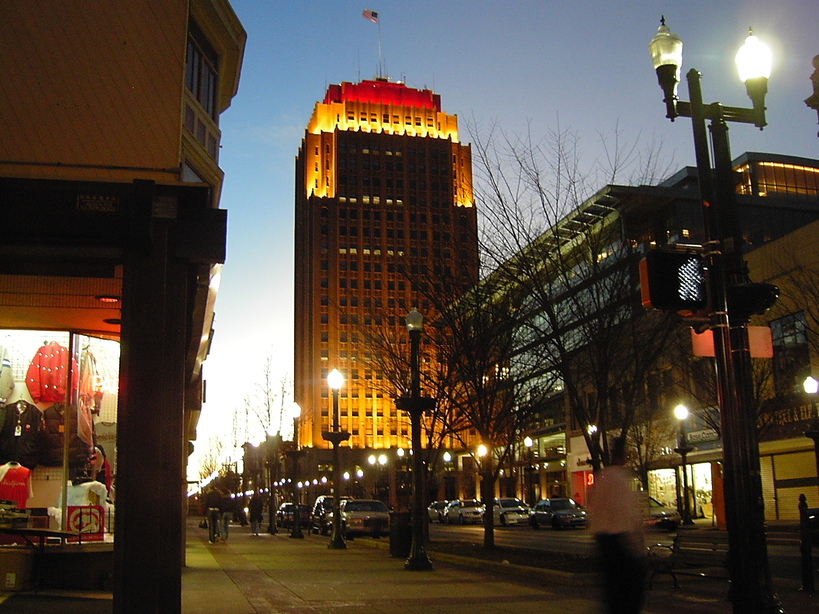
{"left": 377, "top": 18, "right": 383, "bottom": 78}
{"left": 363, "top": 9, "right": 383, "bottom": 79}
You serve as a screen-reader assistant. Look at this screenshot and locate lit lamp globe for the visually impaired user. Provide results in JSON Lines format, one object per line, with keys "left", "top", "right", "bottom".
{"left": 648, "top": 17, "right": 683, "bottom": 119}
{"left": 327, "top": 368, "right": 344, "bottom": 390}
{"left": 405, "top": 307, "right": 423, "bottom": 332}
{"left": 736, "top": 28, "right": 772, "bottom": 123}
{"left": 674, "top": 404, "right": 689, "bottom": 422}
{"left": 804, "top": 376, "right": 819, "bottom": 395}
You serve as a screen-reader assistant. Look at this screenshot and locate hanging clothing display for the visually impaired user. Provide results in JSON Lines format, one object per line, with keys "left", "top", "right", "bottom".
{"left": 0, "top": 345, "right": 14, "bottom": 404}
{"left": 41, "top": 402, "right": 91, "bottom": 468}
{"left": 0, "top": 400, "right": 46, "bottom": 469}
{"left": 76, "top": 347, "right": 100, "bottom": 448}
{"left": 26, "top": 341, "right": 72, "bottom": 403}
{"left": 0, "top": 461, "right": 33, "bottom": 509}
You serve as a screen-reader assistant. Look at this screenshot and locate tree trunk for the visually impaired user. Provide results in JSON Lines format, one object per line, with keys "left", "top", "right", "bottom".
{"left": 481, "top": 470, "right": 496, "bottom": 549}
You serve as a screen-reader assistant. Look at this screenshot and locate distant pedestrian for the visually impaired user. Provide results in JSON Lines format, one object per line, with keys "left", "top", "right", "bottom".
{"left": 204, "top": 487, "right": 222, "bottom": 544}
{"left": 249, "top": 494, "right": 264, "bottom": 536}
{"left": 587, "top": 439, "right": 647, "bottom": 614}
{"left": 220, "top": 489, "right": 235, "bottom": 541}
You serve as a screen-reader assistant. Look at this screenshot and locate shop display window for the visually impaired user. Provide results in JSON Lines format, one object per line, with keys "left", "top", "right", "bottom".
{"left": 0, "top": 330, "right": 118, "bottom": 540}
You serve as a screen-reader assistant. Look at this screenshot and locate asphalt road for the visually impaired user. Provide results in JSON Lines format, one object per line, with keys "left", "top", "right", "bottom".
{"left": 428, "top": 519, "right": 812, "bottom": 581}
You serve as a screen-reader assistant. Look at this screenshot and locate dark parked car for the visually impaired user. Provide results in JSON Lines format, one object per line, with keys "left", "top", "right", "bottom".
{"left": 529, "top": 498, "right": 587, "bottom": 529}
{"left": 311, "top": 494, "right": 349, "bottom": 535}
{"left": 645, "top": 496, "right": 681, "bottom": 531}
{"left": 275, "top": 503, "right": 311, "bottom": 529}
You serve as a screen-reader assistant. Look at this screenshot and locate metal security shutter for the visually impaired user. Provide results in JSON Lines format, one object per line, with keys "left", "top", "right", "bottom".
{"left": 759, "top": 455, "right": 776, "bottom": 521}
{"left": 773, "top": 451, "right": 818, "bottom": 520}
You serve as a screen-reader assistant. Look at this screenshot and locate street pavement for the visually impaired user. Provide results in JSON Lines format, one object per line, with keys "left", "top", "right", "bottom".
{"left": 0, "top": 517, "right": 817, "bottom": 613}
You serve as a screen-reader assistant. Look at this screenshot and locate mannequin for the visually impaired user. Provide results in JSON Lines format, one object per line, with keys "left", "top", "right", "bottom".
{"left": 0, "top": 461, "right": 32, "bottom": 509}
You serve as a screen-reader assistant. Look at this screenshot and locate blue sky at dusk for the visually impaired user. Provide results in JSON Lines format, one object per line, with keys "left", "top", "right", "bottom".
{"left": 192, "top": 0, "right": 818, "bottom": 471}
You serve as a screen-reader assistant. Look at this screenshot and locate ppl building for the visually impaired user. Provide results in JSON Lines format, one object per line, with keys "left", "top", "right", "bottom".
{"left": 294, "top": 79, "right": 479, "bottom": 482}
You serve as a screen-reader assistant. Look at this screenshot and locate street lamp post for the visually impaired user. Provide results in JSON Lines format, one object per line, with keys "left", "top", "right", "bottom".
{"left": 802, "top": 377, "right": 819, "bottom": 481}
{"left": 650, "top": 19, "right": 781, "bottom": 613}
{"left": 395, "top": 307, "right": 434, "bottom": 571}
{"left": 265, "top": 433, "right": 279, "bottom": 534}
{"left": 323, "top": 368, "right": 350, "bottom": 549}
{"left": 289, "top": 403, "right": 304, "bottom": 539}
{"left": 673, "top": 405, "right": 695, "bottom": 526}
{"left": 523, "top": 436, "right": 535, "bottom": 505}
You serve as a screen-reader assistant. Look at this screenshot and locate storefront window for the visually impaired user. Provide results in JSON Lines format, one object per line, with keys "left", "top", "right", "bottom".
{"left": 0, "top": 330, "right": 118, "bottom": 540}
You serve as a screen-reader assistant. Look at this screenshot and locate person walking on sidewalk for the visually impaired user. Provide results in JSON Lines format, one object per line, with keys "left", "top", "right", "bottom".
{"left": 220, "top": 489, "right": 235, "bottom": 542}
{"left": 205, "top": 487, "right": 222, "bottom": 544}
{"left": 249, "top": 494, "right": 264, "bottom": 536}
{"left": 587, "top": 438, "right": 647, "bottom": 614}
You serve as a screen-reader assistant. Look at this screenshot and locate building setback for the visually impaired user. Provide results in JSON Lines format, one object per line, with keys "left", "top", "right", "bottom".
{"left": 294, "top": 79, "right": 479, "bottom": 452}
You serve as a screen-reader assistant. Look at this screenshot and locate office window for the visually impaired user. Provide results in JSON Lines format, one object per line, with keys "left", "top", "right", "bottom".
{"left": 185, "top": 21, "right": 218, "bottom": 119}
{"left": 771, "top": 311, "right": 809, "bottom": 394}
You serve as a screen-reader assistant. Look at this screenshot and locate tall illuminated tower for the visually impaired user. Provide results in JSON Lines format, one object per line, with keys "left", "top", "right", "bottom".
{"left": 294, "top": 79, "right": 478, "bottom": 453}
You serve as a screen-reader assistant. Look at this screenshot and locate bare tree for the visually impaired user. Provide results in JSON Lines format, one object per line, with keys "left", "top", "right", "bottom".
{"left": 198, "top": 435, "right": 225, "bottom": 480}
{"left": 252, "top": 356, "right": 291, "bottom": 438}
{"left": 470, "top": 120, "right": 680, "bottom": 471}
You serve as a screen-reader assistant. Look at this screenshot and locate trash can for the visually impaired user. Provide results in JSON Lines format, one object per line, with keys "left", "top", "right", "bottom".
{"left": 389, "top": 511, "right": 412, "bottom": 558}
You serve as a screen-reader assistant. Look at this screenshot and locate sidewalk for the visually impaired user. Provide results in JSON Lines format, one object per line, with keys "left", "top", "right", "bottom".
{"left": 0, "top": 518, "right": 816, "bottom": 613}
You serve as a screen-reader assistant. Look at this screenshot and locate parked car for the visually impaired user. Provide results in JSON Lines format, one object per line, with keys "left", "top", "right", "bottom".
{"left": 275, "top": 503, "right": 311, "bottom": 529}
{"left": 442, "top": 499, "right": 484, "bottom": 524}
{"left": 645, "top": 496, "right": 681, "bottom": 531}
{"left": 339, "top": 499, "right": 390, "bottom": 538}
{"left": 529, "top": 498, "right": 587, "bottom": 529}
{"left": 311, "top": 494, "right": 350, "bottom": 535}
{"left": 427, "top": 500, "right": 449, "bottom": 523}
{"left": 492, "top": 497, "right": 530, "bottom": 526}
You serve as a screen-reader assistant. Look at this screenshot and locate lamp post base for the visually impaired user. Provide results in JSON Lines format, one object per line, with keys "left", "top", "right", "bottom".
{"left": 322, "top": 430, "right": 351, "bottom": 550}
{"left": 404, "top": 548, "right": 433, "bottom": 571}
{"left": 328, "top": 531, "right": 347, "bottom": 549}
{"left": 290, "top": 525, "right": 305, "bottom": 539}
{"left": 396, "top": 396, "right": 435, "bottom": 573}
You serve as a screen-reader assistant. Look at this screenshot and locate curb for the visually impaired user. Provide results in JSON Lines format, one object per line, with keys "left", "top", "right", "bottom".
{"left": 349, "top": 537, "right": 602, "bottom": 586}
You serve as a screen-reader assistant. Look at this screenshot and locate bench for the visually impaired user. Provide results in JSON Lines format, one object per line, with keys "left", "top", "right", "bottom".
{"left": 648, "top": 529, "right": 730, "bottom": 588}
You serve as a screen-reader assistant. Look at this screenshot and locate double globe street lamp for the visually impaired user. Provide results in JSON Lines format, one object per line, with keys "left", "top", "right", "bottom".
{"left": 649, "top": 18, "right": 781, "bottom": 613}
{"left": 395, "top": 307, "right": 434, "bottom": 571}
{"left": 289, "top": 402, "right": 304, "bottom": 539}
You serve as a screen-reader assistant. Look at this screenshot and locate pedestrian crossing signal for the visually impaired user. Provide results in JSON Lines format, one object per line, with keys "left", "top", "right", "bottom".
{"left": 639, "top": 249, "right": 707, "bottom": 313}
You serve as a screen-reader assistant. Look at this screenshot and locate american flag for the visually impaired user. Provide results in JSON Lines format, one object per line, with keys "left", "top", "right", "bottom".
{"left": 362, "top": 9, "right": 378, "bottom": 23}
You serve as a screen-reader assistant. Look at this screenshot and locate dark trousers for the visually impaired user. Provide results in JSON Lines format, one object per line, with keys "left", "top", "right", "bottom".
{"left": 207, "top": 507, "right": 221, "bottom": 542}
{"left": 596, "top": 533, "right": 647, "bottom": 614}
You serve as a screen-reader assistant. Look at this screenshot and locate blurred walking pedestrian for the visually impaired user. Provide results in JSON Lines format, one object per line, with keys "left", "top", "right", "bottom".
{"left": 587, "top": 438, "right": 647, "bottom": 614}
{"left": 249, "top": 494, "right": 264, "bottom": 536}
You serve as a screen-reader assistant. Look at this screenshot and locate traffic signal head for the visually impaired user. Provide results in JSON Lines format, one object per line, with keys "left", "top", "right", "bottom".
{"left": 640, "top": 249, "right": 708, "bottom": 313}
